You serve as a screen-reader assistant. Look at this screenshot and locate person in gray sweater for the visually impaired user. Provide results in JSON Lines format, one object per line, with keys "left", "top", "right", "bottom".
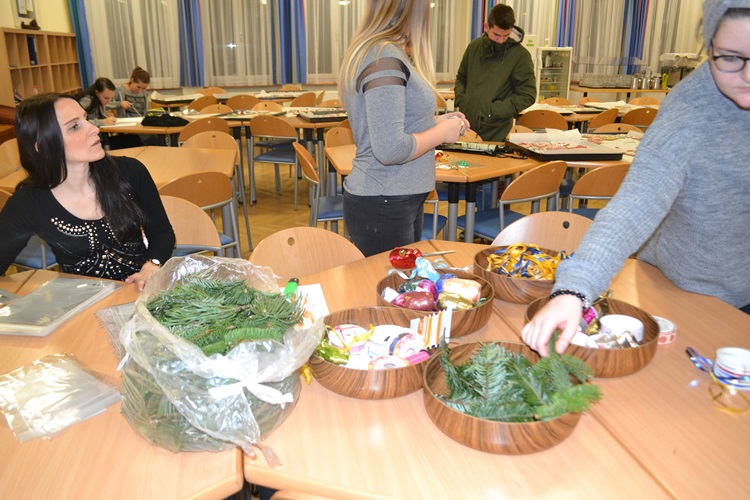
{"left": 77, "top": 77, "right": 117, "bottom": 127}
{"left": 338, "top": 0, "right": 469, "bottom": 257}
{"left": 523, "top": 0, "right": 750, "bottom": 357}
{"left": 113, "top": 66, "right": 150, "bottom": 118}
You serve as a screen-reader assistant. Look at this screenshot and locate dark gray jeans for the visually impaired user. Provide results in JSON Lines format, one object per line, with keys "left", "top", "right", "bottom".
{"left": 343, "top": 191, "right": 429, "bottom": 257}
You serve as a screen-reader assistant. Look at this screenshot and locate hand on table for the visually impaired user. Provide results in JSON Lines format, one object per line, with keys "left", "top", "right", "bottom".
{"left": 521, "top": 294, "right": 583, "bottom": 357}
{"left": 102, "top": 116, "right": 117, "bottom": 126}
{"left": 120, "top": 101, "right": 133, "bottom": 110}
{"left": 125, "top": 261, "right": 161, "bottom": 292}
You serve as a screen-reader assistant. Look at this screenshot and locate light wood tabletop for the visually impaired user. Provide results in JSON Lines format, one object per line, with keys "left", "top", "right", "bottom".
{"left": 430, "top": 240, "right": 750, "bottom": 500}
{"left": 0, "top": 270, "right": 243, "bottom": 500}
{"left": 242, "top": 240, "right": 672, "bottom": 499}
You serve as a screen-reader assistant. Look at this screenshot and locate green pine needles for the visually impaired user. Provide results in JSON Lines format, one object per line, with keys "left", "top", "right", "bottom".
{"left": 438, "top": 339, "right": 602, "bottom": 422}
{"left": 147, "top": 276, "right": 305, "bottom": 356}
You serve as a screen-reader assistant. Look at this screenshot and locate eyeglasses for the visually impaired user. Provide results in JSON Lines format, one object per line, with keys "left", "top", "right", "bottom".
{"left": 686, "top": 346, "right": 749, "bottom": 413}
{"left": 710, "top": 54, "right": 750, "bottom": 73}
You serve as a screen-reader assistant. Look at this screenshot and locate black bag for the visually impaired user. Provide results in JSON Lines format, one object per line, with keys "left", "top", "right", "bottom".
{"left": 141, "top": 110, "right": 189, "bottom": 127}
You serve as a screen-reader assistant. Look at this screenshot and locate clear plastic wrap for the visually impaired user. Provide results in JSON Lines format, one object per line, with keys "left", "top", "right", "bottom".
{"left": 119, "top": 255, "right": 323, "bottom": 466}
{"left": 0, "top": 353, "right": 121, "bottom": 442}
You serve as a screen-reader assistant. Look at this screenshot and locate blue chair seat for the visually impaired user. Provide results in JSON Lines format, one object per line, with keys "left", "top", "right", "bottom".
{"left": 456, "top": 208, "right": 527, "bottom": 242}
{"left": 255, "top": 138, "right": 295, "bottom": 149}
{"left": 422, "top": 214, "right": 448, "bottom": 240}
{"left": 317, "top": 196, "right": 344, "bottom": 222}
{"left": 15, "top": 236, "right": 57, "bottom": 269}
{"left": 254, "top": 148, "right": 296, "bottom": 163}
{"left": 570, "top": 207, "right": 600, "bottom": 220}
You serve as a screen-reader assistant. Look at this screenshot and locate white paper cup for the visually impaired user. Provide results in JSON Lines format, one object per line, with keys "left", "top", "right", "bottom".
{"left": 599, "top": 314, "right": 644, "bottom": 343}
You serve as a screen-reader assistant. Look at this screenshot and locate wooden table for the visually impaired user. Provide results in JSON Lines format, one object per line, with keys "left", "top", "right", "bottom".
{"left": 570, "top": 85, "right": 670, "bottom": 101}
{"left": 0, "top": 270, "right": 243, "bottom": 499}
{"left": 242, "top": 240, "right": 705, "bottom": 499}
{"left": 430, "top": 240, "right": 750, "bottom": 500}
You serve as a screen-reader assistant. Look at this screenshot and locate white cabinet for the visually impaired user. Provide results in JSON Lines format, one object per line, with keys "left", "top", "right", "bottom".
{"left": 536, "top": 47, "right": 572, "bottom": 101}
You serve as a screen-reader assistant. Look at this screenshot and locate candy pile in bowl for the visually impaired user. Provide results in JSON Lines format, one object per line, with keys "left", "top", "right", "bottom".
{"left": 377, "top": 257, "right": 494, "bottom": 338}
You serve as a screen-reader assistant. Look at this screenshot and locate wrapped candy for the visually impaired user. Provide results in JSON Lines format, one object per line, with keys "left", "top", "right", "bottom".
{"left": 440, "top": 277, "right": 482, "bottom": 303}
{"left": 399, "top": 291, "right": 435, "bottom": 311}
{"left": 437, "top": 292, "right": 475, "bottom": 311}
{"left": 389, "top": 247, "right": 423, "bottom": 269}
{"left": 398, "top": 278, "right": 438, "bottom": 300}
{"left": 487, "top": 243, "right": 569, "bottom": 280}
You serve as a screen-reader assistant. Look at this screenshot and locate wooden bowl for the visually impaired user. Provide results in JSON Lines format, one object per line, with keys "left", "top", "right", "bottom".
{"left": 474, "top": 246, "right": 557, "bottom": 304}
{"left": 376, "top": 269, "right": 494, "bottom": 338}
{"left": 310, "top": 307, "right": 433, "bottom": 399}
{"left": 525, "top": 297, "right": 659, "bottom": 378}
{"left": 423, "top": 342, "right": 582, "bottom": 454}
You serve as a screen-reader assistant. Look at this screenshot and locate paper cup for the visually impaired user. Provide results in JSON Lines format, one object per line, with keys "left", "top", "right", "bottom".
{"left": 599, "top": 314, "right": 644, "bottom": 343}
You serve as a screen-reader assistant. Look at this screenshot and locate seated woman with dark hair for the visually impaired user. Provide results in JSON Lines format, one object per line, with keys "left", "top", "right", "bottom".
{"left": 77, "top": 77, "right": 140, "bottom": 150}
{"left": 0, "top": 93, "right": 175, "bottom": 291}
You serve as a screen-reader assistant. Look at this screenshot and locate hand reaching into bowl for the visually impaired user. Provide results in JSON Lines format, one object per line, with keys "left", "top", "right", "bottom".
{"left": 521, "top": 294, "right": 583, "bottom": 357}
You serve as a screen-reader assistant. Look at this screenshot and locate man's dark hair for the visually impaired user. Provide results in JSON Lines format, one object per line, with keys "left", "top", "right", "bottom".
{"left": 487, "top": 4, "right": 515, "bottom": 30}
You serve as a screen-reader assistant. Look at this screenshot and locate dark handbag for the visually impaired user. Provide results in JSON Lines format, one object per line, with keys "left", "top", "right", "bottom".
{"left": 141, "top": 110, "right": 189, "bottom": 127}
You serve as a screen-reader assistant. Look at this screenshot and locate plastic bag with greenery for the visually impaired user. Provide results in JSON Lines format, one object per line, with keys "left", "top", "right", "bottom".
{"left": 119, "top": 255, "right": 323, "bottom": 467}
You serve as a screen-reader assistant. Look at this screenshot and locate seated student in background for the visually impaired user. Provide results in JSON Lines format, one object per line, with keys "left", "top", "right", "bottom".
{"left": 0, "top": 93, "right": 175, "bottom": 292}
{"left": 114, "top": 66, "right": 151, "bottom": 117}
{"left": 113, "top": 66, "right": 158, "bottom": 145}
{"left": 522, "top": 0, "right": 750, "bottom": 357}
{"left": 77, "top": 77, "right": 117, "bottom": 127}
{"left": 77, "top": 77, "right": 140, "bottom": 150}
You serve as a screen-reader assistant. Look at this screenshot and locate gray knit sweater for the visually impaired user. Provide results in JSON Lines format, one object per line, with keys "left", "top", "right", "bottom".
{"left": 114, "top": 85, "right": 149, "bottom": 118}
{"left": 555, "top": 63, "right": 750, "bottom": 308}
{"left": 342, "top": 43, "right": 437, "bottom": 196}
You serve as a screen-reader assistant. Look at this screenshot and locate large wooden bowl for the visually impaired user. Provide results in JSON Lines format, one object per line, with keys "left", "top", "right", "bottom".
{"left": 376, "top": 269, "right": 494, "bottom": 338}
{"left": 423, "top": 342, "right": 582, "bottom": 454}
{"left": 525, "top": 297, "right": 659, "bottom": 378}
{"left": 474, "top": 246, "right": 557, "bottom": 304}
{"left": 310, "top": 307, "right": 433, "bottom": 399}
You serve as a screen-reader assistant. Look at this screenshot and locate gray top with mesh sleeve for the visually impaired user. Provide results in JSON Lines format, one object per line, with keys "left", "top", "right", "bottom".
{"left": 342, "top": 43, "right": 437, "bottom": 196}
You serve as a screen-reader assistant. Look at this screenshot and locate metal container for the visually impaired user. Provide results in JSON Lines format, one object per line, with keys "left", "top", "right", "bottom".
{"left": 631, "top": 76, "right": 643, "bottom": 89}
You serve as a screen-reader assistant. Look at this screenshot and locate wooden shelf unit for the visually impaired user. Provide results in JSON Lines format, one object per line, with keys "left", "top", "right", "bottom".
{"left": 0, "top": 29, "right": 82, "bottom": 107}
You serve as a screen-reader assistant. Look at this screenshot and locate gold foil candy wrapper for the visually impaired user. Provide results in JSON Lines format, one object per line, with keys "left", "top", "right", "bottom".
{"left": 438, "top": 292, "right": 475, "bottom": 310}
{"left": 440, "top": 277, "right": 482, "bottom": 303}
{"left": 316, "top": 341, "right": 350, "bottom": 365}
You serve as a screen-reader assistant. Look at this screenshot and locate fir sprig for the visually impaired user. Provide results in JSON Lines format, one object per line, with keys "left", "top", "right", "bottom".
{"left": 146, "top": 276, "right": 305, "bottom": 356}
{"left": 437, "top": 337, "right": 601, "bottom": 422}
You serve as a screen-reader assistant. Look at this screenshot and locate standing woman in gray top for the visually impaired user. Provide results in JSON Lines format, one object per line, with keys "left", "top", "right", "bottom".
{"left": 339, "top": 0, "right": 469, "bottom": 257}
{"left": 523, "top": 0, "right": 750, "bottom": 357}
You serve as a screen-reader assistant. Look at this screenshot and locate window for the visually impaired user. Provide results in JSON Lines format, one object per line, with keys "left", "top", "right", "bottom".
{"left": 84, "top": 0, "right": 180, "bottom": 89}
{"left": 199, "top": 0, "right": 274, "bottom": 86}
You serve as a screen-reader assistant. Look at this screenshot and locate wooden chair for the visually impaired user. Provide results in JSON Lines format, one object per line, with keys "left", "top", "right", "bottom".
{"left": 226, "top": 94, "right": 261, "bottom": 111}
{"left": 248, "top": 115, "right": 301, "bottom": 209}
{"left": 516, "top": 110, "right": 568, "bottom": 131}
{"left": 586, "top": 108, "right": 618, "bottom": 130}
{"left": 318, "top": 99, "right": 342, "bottom": 108}
{"left": 540, "top": 97, "right": 573, "bottom": 106}
{"left": 252, "top": 101, "right": 284, "bottom": 113}
{"left": 293, "top": 142, "right": 344, "bottom": 233}
{"left": 459, "top": 129, "right": 483, "bottom": 142}
{"left": 0, "top": 138, "right": 21, "bottom": 178}
{"left": 290, "top": 92, "right": 317, "bottom": 108}
{"left": 187, "top": 95, "right": 218, "bottom": 112}
{"left": 627, "top": 96, "right": 661, "bottom": 106}
{"left": 324, "top": 126, "right": 354, "bottom": 147}
{"left": 457, "top": 161, "right": 568, "bottom": 241}
{"left": 436, "top": 93, "right": 448, "bottom": 114}
{"left": 177, "top": 117, "right": 231, "bottom": 144}
{"left": 0, "top": 188, "right": 58, "bottom": 270}
{"left": 280, "top": 84, "right": 302, "bottom": 91}
{"left": 337, "top": 118, "right": 351, "bottom": 129}
{"left": 567, "top": 164, "right": 630, "bottom": 219}
{"left": 620, "top": 108, "right": 658, "bottom": 129}
{"left": 158, "top": 172, "right": 241, "bottom": 257}
{"left": 492, "top": 211, "right": 593, "bottom": 253}
{"left": 270, "top": 491, "right": 334, "bottom": 500}
{"left": 181, "top": 130, "right": 252, "bottom": 251}
{"left": 592, "top": 123, "right": 643, "bottom": 134}
{"left": 198, "top": 103, "right": 233, "bottom": 115}
{"left": 197, "top": 86, "right": 227, "bottom": 96}
{"left": 508, "top": 124, "right": 533, "bottom": 135}
{"left": 159, "top": 195, "right": 222, "bottom": 256}
{"left": 249, "top": 226, "right": 364, "bottom": 284}
{"left": 578, "top": 96, "right": 601, "bottom": 105}
{"left": 315, "top": 90, "right": 326, "bottom": 105}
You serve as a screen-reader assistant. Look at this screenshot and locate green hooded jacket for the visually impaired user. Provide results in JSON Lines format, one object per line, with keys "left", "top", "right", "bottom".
{"left": 454, "top": 27, "right": 537, "bottom": 142}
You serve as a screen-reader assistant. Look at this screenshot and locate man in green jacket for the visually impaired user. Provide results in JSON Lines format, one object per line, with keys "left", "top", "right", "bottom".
{"left": 455, "top": 4, "right": 537, "bottom": 142}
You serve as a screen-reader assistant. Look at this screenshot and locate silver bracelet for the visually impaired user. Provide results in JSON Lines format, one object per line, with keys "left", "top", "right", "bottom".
{"left": 549, "top": 289, "right": 591, "bottom": 311}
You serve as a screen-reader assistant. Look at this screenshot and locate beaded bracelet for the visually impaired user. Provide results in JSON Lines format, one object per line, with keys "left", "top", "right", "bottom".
{"left": 549, "top": 289, "right": 591, "bottom": 311}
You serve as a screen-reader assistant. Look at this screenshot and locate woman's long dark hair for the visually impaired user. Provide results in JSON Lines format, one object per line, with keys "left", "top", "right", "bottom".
{"left": 16, "top": 93, "right": 146, "bottom": 239}
{"left": 76, "top": 77, "right": 115, "bottom": 116}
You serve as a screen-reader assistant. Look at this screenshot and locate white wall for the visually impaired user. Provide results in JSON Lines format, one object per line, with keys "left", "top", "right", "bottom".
{"left": 1, "top": 0, "right": 72, "bottom": 32}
